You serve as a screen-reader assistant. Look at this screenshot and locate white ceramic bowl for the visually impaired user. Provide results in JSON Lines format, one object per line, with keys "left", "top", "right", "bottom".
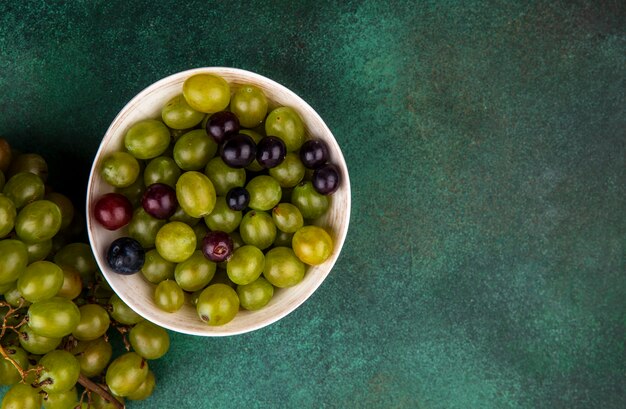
{"left": 87, "top": 67, "right": 351, "bottom": 336}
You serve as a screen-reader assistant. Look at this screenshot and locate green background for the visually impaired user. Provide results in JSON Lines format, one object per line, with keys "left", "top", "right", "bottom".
{"left": 1, "top": 1, "right": 624, "bottom": 408}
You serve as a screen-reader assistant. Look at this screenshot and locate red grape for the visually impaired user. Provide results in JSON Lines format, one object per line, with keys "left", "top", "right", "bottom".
{"left": 202, "top": 231, "right": 233, "bottom": 262}
{"left": 142, "top": 183, "right": 177, "bottom": 219}
{"left": 94, "top": 193, "right": 133, "bottom": 230}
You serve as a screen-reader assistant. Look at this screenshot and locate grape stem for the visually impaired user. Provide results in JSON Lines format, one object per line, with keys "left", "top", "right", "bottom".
{"left": 77, "top": 374, "right": 125, "bottom": 409}
{"left": 0, "top": 300, "right": 37, "bottom": 380}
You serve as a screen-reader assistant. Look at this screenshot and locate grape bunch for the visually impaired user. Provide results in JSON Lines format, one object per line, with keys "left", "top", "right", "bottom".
{"left": 0, "top": 138, "right": 168, "bottom": 408}
{"left": 96, "top": 74, "right": 341, "bottom": 326}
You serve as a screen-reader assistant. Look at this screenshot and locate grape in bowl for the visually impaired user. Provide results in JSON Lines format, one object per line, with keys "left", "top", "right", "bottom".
{"left": 86, "top": 67, "right": 351, "bottom": 336}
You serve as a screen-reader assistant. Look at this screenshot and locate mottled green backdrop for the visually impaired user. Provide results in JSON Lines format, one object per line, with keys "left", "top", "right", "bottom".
{"left": 1, "top": 1, "right": 624, "bottom": 408}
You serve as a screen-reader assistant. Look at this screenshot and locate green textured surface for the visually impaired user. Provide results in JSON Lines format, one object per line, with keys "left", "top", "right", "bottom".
{"left": 1, "top": 1, "right": 625, "bottom": 408}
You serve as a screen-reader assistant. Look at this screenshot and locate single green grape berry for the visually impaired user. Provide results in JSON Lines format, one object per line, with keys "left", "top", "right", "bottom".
{"left": 126, "top": 370, "right": 156, "bottom": 401}
{"left": 175, "top": 250, "right": 216, "bottom": 292}
{"left": 105, "top": 352, "right": 149, "bottom": 397}
{"left": 0, "top": 194, "right": 16, "bottom": 237}
{"left": 128, "top": 208, "right": 167, "bottom": 249}
{"left": 183, "top": 74, "right": 230, "bottom": 113}
{"left": 141, "top": 249, "right": 175, "bottom": 284}
{"left": 173, "top": 129, "right": 217, "bottom": 171}
{"left": 44, "top": 191, "right": 74, "bottom": 230}
{"left": 109, "top": 294, "right": 144, "bottom": 325}
{"left": 124, "top": 119, "right": 170, "bottom": 160}
{"left": 239, "top": 210, "right": 276, "bottom": 250}
{"left": 39, "top": 350, "right": 81, "bottom": 393}
{"left": 2, "top": 172, "right": 45, "bottom": 209}
{"left": 269, "top": 152, "right": 305, "bottom": 188}
{"left": 3, "top": 284, "right": 28, "bottom": 307}
{"left": 0, "top": 239, "right": 28, "bottom": 285}
{"left": 56, "top": 266, "right": 83, "bottom": 300}
{"left": 24, "top": 239, "right": 53, "bottom": 263}
{"left": 169, "top": 206, "right": 200, "bottom": 226}
{"left": 272, "top": 202, "right": 304, "bottom": 233}
{"left": 246, "top": 175, "right": 282, "bottom": 211}
{"left": 129, "top": 321, "right": 170, "bottom": 360}
{"left": 263, "top": 247, "right": 306, "bottom": 287}
{"left": 231, "top": 85, "right": 269, "bottom": 128}
{"left": 273, "top": 230, "right": 294, "bottom": 247}
{"left": 72, "top": 304, "right": 110, "bottom": 341}
{"left": 71, "top": 337, "right": 113, "bottom": 378}
{"left": 292, "top": 225, "right": 334, "bottom": 265}
{"left": 144, "top": 156, "right": 181, "bottom": 188}
{"left": 265, "top": 106, "right": 305, "bottom": 152}
{"left": 17, "top": 260, "right": 64, "bottom": 302}
{"left": 7, "top": 153, "right": 48, "bottom": 181}
{"left": 19, "top": 324, "right": 62, "bottom": 355}
{"left": 154, "top": 280, "right": 185, "bottom": 313}
{"left": 28, "top": 297, "right": 81, "bottom": 338}
{"left": 237, "top": 277, "right": 274, "bottom": 311}
{"left": 196, "top": 284, "right": 239, "bottom": 326}
{"left": 155, "top": 221, "right": 196, "bottom": 263}
{"left": 204, "top": 196, "right": 242, "bottom": 233}
{"left": 162, "top": 94, "right": 205, "bottom": 129}
{"left": 15, "top": 199, "right": 62, "bottom": 243}
{"left": 176, "top": 171, "right": 216, "bottom": 218}
{"left": 204, "top": 157, "right": 246, "bottom": 196}
{"left": 1, "top": 383, "right": 42, "bottom": 409}
{"left": 101, "top": 151, "right": 140, "bottom": 188}
{"left": 0, "top": 346, "right": 29, "bottom": 384}
{"left": 53, "top": 243, "right": 98, "bottom": 285}
{"left": 291, "top": 181, "right": 330, "bottom": 219}
{"left": 42, "top": 387, "right": 78, "bottom": 409}
{"left": 226, "top": 245, "right": 265, "bottom": 285}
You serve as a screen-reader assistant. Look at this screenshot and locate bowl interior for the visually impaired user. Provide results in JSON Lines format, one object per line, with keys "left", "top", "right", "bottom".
{"left": 87, "top": 67, "right": 351, "bottom": 336}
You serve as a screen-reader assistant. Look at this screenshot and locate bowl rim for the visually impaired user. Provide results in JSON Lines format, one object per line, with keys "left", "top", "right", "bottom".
{"left": 86, "top": 67, "right": 351, "bottom": 336}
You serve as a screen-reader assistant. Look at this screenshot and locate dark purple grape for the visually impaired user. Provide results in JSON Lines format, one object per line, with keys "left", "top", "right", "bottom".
{"left": 220, "top": 133, "right": 256, "bottom": 168}
{"left": 256, "top": 136, "right": 286, "bottom": 169}
{"left": 107, "top": 237, "right": 145, "bottom": 274}
{"left": 226, "top": 187, "right": 250, "bottom": 211}
{"left": 206, "top": 111, "right": 240, "bottom": 144}
{"left": 94, "top": 193, "right": 133, "bottom": 230}
{"left": 300, "top": 139, "right": 329, "bottom": 169}
{"left": 312, "top": 164, "right": 340, "bottom": 195}
{"left": 202, "top": 231, "right": 234, "bottom": 262}
{"left": 142, "top": 183, "right": 178, "bottom": 219}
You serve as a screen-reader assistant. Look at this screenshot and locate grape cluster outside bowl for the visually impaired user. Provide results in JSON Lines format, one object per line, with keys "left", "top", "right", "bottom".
{"left": 86, "top": 67, "right": 351, "bottom": 336}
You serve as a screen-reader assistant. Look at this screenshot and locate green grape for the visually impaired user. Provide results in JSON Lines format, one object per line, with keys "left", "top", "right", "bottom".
{"left": 154, "top": 280, "right": 184, "bottom": 313}
{"left": 272, "top": 203, "right": 304, "bottom": 233}
{"left": 197, "top": 283, "right": 239, "bottom": 326}
{"left": 129, "top": 321, "right": 170, "bottom": 360}
{"left": 204, "top": 157, "right": 246, "bottom": 196}
{"left": 0, "top": 194, "right": 16, "bottom": 237}
{"left": 265, "top": 106, "right": 305, "bottom": 152}
{"left": 176, "top": 171, "right": 216, "bottom": 218}
{"left": 42, "top": 387, "right": 78, "bottom": 409}
{"left": 124, "top": 119, "right": 170, "bottom": 160}
{"left": 3, "top": 284, "right": 28, "bottom": 307}
{"left": 239, "top": 211, "right": 276, "bottom": 250}
{"left": 237, "top": 277, "right": 274, "bottom": 311}
{"left": 24, "top": 239, "right": 52, "bottom": 263}
{"left": 292, "top": 225, "right": 334, "bottom": 265}
{"left": 0, "top": 281, "right": 13, "bottom": 294}
{"left": 7, "top": 153, "right": 48, "bottom": 181}
{"left": 28, "top": 297, "right": 81, "bottom": 338}
{"left": 173, "top": 129, "right": 217, "bottom": 171}
{"left": 109, "top": 294, "right": 144, "bottom": 325}
{"left": 1, "top": 383, "right": 42, "bottom": 409}
{"left": 155, "top": 221, "right": 196, "bottom": 263}
{"left": 39, "top": 350, "right": 80, "bottom": 393}
{"left": 162, "top": 94, "right": 205, "bottom": 129}
{"left": 2, "top": 172, "right": 44, "bottom": 209}
{"left": 169, "top": 206, "right": 200, "bottom": 226}
{"left": 141, "top": 249, "right": 175, "bottom": 284}
{"left": 210, "top": 268, "right": 236, "bottom": 288}
{"left": 269, "top": 152, "right": 305, "bottom": 187}
{"left": 240, "top": 129, "right": 264, "bottom": 172}
{"left": 19, "top": 324, "right": 62, "bottom": 354}
{"left": 0, "top": 239, "right": 28, "bottom": 285}
{"left": 15, "top": 199, "right": 62, "bottom": 243}
{"left": 56, "top": 266, "right": 82, "bottom": 300}
{"left": 192, "top": 222, "right": 208, "bottom": 250}
{"left": 17, "top": 260, "right": 64, "bottom": 302}
{"left": 128, "top": 208, "right": 167, "bottom": 248}
{"left": 231, "top": 85, "right": 268, "bottom": 128}
{"left": 144, "top": 156, "right": 181, "bottom": 188}
{"left": 71, "top": 337, "right": 113, "bottom": 377}
{"left": 44, "top": 192, "right": 74, "bottom": 230}
{"left": 0, "top": 346, "right": 29, "bottom": 384}
{"left": 174, "top": 250, "right": 216, "bottom": 291}
{"left": 204, "top": 196, "right": 242, "bottom": 233}
{"left": 53, "top": 243, "right": 98, "bottom": 285}
{"left": 183, "top": 74, "right": 230, "bottom": 113}
{"left": 127, "top": 370, "right": 156, "bottom": 401}
{"left": 273, "top": 230, "right": 294, "bottom": 247}
{"left": 101, "top": 151, "right": 140, "bottom": 188}
{"left": 263, "top": 247, "right": 306, "bottom": 287}
{"left": 73, "top": 304, "right": 110, "bottom": 341}
{"left": 226, "top": 245, "right": 265, "bottom": 285}
{"left": 116, "top": 173, "right": 145, "bottom": 207}
{"left": 92, "top": 391, "right": 125, "bottom": 409}
{"left": 105, "top": 352, "right": 149, "bottom": 397}
{"left": 246, "top": 175, "right": 282, "bottom": 211}
{"left": 291, "top": 181, "right": 329, "bottom": 219}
